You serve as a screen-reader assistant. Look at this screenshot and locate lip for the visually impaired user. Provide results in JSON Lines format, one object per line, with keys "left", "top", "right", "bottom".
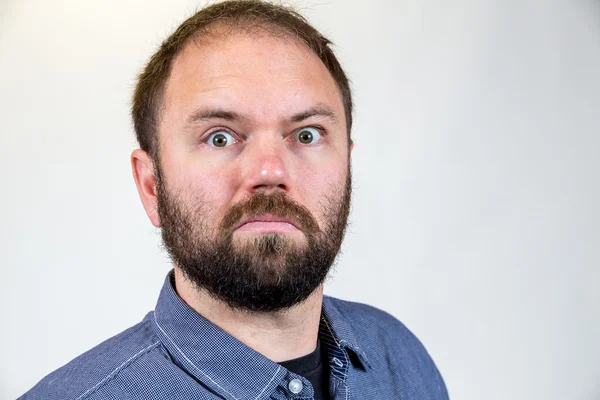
{"left": 235, "top": 214, "right": 301, "bottom": 233}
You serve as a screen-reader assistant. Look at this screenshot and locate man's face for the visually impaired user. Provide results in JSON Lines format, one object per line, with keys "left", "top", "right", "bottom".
{"left": 151, "top": 31, "right": 352, "bottom": 312}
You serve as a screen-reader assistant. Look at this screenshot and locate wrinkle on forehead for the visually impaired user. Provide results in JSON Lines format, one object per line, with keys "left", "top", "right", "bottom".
{"left": 166, "top": 33, "right": 340, "bottom": 108}
{"left": 183, "top": 38, "right": 313, "bottom": 77}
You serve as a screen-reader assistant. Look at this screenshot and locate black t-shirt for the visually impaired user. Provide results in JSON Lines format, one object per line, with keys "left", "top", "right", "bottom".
{"left": 279, "top": 339, "right": 330, "bottom": 400}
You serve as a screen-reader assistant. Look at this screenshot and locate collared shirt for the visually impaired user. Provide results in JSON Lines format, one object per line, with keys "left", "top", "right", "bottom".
{"left": 21, "top": 271, "right": 449, "bottom": 400}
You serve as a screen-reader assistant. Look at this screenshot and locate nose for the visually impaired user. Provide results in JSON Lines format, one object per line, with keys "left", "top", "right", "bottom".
{"left": 240, "top": 138, "right": 291, "bottom": 194}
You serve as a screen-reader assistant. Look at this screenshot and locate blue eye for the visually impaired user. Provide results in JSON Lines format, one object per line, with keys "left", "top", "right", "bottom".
{"left": 295, "top": 127, "right": 321, "bottom": 144}
{"left": 207, "top": 131, "right": 235, "bottom": 147}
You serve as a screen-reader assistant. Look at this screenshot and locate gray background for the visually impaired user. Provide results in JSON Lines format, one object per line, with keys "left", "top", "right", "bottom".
{"left": 1, "top": 0, "right": 599, "bottom": 399}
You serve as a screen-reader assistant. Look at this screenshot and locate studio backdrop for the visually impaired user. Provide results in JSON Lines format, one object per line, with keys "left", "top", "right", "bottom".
{"left": 1, "top": 0, "right": 599, "bottom": 399}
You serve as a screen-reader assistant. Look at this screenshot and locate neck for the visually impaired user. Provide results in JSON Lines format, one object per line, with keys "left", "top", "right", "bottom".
{"left": 173, "top": 267, "right": 323, "bottom": 363}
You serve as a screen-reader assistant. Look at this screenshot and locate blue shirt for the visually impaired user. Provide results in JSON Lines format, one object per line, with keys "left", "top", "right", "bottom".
{"left": 21, "top": 271, "right": 448, "bottom": 400}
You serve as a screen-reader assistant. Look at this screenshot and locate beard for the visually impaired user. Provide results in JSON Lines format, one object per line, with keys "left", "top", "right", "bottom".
{"left": 155, "top": 165, "right": 352, "bottom": 313}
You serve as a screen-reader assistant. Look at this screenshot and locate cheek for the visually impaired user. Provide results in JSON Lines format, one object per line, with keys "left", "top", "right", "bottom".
{"left": 166, "top": 153, "right": 240, "bottom": 222}
{"left": 293, "top": 155, "right": 348, "bottom": 219}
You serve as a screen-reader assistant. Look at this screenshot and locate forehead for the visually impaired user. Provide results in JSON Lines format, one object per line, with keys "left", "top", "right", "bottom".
{"left": 161, "top": 30, "right": 345, "bottom": 132}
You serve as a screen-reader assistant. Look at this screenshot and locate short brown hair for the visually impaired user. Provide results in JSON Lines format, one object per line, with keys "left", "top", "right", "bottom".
{"left": 131, "top": 0, "right": 353, "bottom": 162}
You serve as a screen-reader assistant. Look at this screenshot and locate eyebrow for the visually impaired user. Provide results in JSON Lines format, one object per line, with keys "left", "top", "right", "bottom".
{"left": 289, "top": 105, "right": 338, "bottom": 124}
{"left": 185, "top": 104, "right": 338, "bottom": 126}
{"left": 186, "top": 107, "right": 247, "bottom": 125}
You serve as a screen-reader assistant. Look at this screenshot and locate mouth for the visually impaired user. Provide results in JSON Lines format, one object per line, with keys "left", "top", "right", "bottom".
{"left": 235, "top": 214, "right": 301, "bottom": 234}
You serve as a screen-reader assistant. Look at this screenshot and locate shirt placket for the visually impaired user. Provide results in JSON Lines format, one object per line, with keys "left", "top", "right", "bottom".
{"left": 267, "top": 371, "right": 315, "bottom": 400}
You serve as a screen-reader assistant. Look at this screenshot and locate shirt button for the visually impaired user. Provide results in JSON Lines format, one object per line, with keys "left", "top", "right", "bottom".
{"left": 288, "top": 378, "right": 303, "bottom": 394}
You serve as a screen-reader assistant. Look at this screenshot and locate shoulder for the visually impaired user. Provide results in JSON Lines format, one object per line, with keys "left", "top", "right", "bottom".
{"left": 20, "top": 312, "right": 165, "bottom": 400}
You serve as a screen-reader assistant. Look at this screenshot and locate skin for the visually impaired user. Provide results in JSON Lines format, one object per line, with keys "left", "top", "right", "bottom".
{"left": 131, "top": 30, "right": 353, "bottom": 362}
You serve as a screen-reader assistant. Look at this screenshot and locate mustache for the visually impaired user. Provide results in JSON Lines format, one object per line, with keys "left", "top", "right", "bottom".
{"left": 219, "top": 191, "right": 320, "bottom": 235}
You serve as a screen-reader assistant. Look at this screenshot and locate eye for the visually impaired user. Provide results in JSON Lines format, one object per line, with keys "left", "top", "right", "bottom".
{"left": 295, "top": 127, "right": 322, "bottom": 144}
{"left": 207, "top": 130, "right": 235, "bottom": 148}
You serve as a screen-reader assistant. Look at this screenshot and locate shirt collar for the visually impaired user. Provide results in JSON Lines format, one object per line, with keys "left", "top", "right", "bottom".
{"left": 152, "top": 270, "right": 370, "bottom": 399}
{"left": 321, "top": 297, "right": 372, "bottom": 371}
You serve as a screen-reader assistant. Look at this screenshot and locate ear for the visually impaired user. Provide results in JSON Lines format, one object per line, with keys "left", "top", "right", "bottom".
{"left": 131, "top": 149, "right": 161, "bottom": 227}
{"left": 349, "top": 139, "right": 354, "bottom": 152}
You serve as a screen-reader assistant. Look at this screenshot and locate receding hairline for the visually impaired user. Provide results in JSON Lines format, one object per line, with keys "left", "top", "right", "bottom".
{"left": 187, "top": 15, "right": 318, "bottom": 45}
{"left": 171, "top": 18, "right": 325, "bottom": 79}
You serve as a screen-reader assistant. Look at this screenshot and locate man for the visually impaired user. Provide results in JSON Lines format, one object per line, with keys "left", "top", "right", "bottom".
{"left": 21, "top": 1, "right": 448, "bottom": 399}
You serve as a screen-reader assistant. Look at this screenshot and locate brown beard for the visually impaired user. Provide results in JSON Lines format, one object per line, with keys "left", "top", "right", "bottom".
{"left": 155, "top": 164, "right": 352, "bottom": 313}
